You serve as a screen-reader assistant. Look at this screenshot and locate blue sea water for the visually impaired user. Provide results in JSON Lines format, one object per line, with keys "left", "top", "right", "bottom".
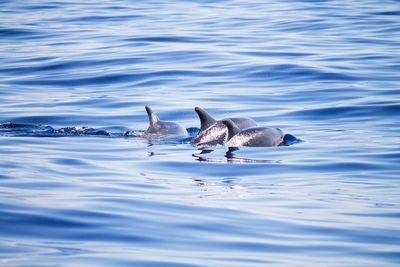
{"left": 1, "top": 0, "right": 400, "bottom": 266}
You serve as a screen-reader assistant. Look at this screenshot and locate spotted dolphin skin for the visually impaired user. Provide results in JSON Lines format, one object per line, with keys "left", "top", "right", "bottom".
{"left": 222, "top": 119, "right": 284, "bottom": 147}
{"left": 191, "top": 107, "right": 257, "bottom": 144}
{"left": 145, "top": 106, "right": 188, "bottom": 137}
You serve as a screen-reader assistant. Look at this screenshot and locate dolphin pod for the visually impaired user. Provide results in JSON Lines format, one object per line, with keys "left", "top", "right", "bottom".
{"left": 191, "top": 107, "right": 257, "bottom": 144}
{"left": 142, "top": 106, "right": 288, "bottom": 147}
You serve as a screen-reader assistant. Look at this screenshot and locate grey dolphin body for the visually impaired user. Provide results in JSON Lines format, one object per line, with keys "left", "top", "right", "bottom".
{"left": 145, "top": 106, "right": 188, "bottom": 137}
{"left": 191, "top": 107, "right": 257, "bottom": 144}
{"left": 222, "top": 119, "right": 284, "bottom": 147}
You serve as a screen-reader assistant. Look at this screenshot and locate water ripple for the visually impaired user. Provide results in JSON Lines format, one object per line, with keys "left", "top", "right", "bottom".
{"left": 1, "top": 0, "right": 400, "bottom": 266}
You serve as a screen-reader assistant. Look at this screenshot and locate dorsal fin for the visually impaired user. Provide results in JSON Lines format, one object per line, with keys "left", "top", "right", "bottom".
{"left": 145, "top": 106, "right": 159, "bottom": 127}
{"left": 194, "top": 107, "right": 217, "bottom": 131}
{"left": 221, "top": 119, "right": 241, "bottom": 141}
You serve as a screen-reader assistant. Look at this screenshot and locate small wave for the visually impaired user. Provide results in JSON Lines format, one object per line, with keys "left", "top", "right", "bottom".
{"left": 123, "top": 36, "right": 209, "bottom": 44}
{"left": 371, "top": 11, "right": 400, "bottom": 16}
{"left": 63, "top": 15, "right": 144, "bottom": 22}
{"left": 0, "top": 27, "right": 39, "bottom": 37}
{"left": 0, "top": 27, "right": 51, "bottom": 40}
{"left": 238, "top": 51, "right": 314, "bottom": 58}
{"left": 285, "top": 103, "right": 400, "bottom": 120}
{"left": 242, "top": 64, "right": 361, "bottom": 82}
{"left": 0, "top": 122, "right": 110, "bottom": 137}
{"left": 8, "top": 69, "right": 215, "bottom": 87}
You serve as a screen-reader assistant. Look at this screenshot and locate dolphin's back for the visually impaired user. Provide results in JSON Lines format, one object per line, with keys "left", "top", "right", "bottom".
{"left": 144, "top": 106, "right": 188, "bottom": 137}
{"left": 226, "top": 127, "right": 284, "bottom": 147}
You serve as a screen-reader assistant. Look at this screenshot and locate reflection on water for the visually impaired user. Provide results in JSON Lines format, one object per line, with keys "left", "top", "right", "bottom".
{"left": 193, "top": 147, "right": 282, "bottom": 164}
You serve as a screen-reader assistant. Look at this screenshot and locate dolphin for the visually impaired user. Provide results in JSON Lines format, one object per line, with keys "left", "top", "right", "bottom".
{"left": 221, "top": 119, "right": 284, "bottom": 147}
{"left": 144, "top": 106, "right": 188, "bottom": 137}
{"left": 191, "top": 107, "right": 257, "bottom": 144}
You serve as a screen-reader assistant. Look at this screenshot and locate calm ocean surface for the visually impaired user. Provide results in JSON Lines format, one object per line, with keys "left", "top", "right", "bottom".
{"left": 1, "top": 0, "right": 400, "bottom": 266}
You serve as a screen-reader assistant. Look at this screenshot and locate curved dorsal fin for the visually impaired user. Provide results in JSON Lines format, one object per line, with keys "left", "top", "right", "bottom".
{"left": 194, "top": 107, "right": 217, "bottom": 131}
{"left": 221, "top": 119, "right": 241, "bottom": 141}
{"left": 145, "top": 106, "right": 159, "bottom": 127}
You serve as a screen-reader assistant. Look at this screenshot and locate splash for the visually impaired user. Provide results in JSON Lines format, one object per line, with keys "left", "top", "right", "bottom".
{"left": 0, "top": 122, "right": 110, "bottom": 137}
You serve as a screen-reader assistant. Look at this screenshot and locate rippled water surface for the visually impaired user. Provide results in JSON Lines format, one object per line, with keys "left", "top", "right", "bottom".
{"left": 1, "top": 0, "right": 400, "bottom": 266}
